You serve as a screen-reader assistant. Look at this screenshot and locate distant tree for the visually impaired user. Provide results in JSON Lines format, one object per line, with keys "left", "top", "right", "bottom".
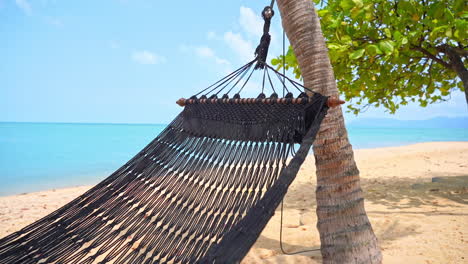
{"left": 273, "top": 0, "right": 468, "bottom": 114}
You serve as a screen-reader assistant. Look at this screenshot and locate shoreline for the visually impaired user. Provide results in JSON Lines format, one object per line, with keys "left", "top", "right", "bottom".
{"left": 1, "top": 141, "right": 467, "bottom": 263}
{"left": 1, "top": 141, "right": 467, "bottom": 198}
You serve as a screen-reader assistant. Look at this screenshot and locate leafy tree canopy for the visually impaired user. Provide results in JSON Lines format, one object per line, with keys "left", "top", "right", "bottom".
{"left": 272, "top": 0, "right": 467, "bottom": 114}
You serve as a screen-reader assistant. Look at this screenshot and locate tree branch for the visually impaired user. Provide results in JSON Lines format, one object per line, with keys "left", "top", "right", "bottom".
{"left": 436, "top": 44, "right": 468, "bottom": 57}
{"left": 440, "top": 45, "right": 468, "bottom": 104}
{"left": 411, "top": 45, "right": 452, "bottom": 70}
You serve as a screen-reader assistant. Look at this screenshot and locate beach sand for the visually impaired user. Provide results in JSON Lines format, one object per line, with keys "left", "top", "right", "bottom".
{"left": 1, "top": 142, "right": 467, "bottom": 263}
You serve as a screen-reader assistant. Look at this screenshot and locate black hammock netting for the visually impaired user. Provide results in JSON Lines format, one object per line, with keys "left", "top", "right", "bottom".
{"left": 0, "top": 3, "right": 337, "bottom": 263}
{"left": 0, "top": 59, "right": 330, "bottom": 264}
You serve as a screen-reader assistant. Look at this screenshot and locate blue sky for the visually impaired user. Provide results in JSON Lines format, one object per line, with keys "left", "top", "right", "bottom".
{"left": 1, "top": 0, "right": 467, "bottom": 124}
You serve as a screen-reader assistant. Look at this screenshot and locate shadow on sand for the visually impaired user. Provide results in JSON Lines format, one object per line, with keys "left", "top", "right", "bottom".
{"left": 257, "top": 175, "right": 468, "bottom": 261}
{"left": 362, "top": 175, "right": 468, "bottom": 209}
{"left": 281, "top": 175, "right": 468, "bottom": 211}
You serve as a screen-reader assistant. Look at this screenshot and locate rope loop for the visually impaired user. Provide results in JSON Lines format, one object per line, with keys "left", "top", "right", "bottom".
{"left": 254, "top": 4, "right": 275, "bottom": 69}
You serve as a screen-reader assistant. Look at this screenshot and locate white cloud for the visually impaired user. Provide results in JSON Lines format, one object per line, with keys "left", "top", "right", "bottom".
{"left": 216, "top": 58, "right": 231, "bottom": 66}
{"left": 131, "top": 50, "right": 166, "bottom": 65}
{"left": 180, "top": 45, "right": 231, "bottom": 67}
{"left": 239, "top": 6, "right": 263, "bottom": 38}
{"left": 195, "top": 46, "right": 215, "bottom": 58}
{"left": 224, "top": 31, "right": 255, "bottom": 62}
{"left": 15, "top": 0, "right": 32, "bottom": 15}
{"left": 195, "top": 46, "right": 230, "bottom": 66}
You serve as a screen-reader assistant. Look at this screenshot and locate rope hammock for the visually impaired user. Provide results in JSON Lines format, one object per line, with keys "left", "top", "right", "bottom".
{"left": 0, "top": 2, "right": 343, "bottom": 263}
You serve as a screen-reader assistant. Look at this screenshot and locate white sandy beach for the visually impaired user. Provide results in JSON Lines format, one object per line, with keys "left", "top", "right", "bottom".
{"left": 1, "top": 142, "right": 467, "bottom": 263}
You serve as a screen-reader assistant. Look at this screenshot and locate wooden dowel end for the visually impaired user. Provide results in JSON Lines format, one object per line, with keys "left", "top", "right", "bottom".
{"left": 176, "top": 98, "right": 186, "bottom": 107}
{"left": 327, "top": 97, "right": 345, "bottom": 108}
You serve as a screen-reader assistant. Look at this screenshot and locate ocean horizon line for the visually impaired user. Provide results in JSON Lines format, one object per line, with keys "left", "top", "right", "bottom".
{"left": 2, "top": 114, "right": 467, "bottom": 126}
{"left": 0, "top": 121, "right": 169, "bottom": 126}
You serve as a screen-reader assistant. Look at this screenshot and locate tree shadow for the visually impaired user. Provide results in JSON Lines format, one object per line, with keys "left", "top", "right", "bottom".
{"left": 281, "top": 175, "right": 468, "bottom": 211}
{"left": 251, "top": 218, "right": 421, "bottom": 262}
{"left": 250, "top": 175, "right": 468, "bottom": 261}
{"left": 373, "top": 219, "right": 420, "bottom": 246}
{"left": 361, "top": 175, "right": 468, "bottom": 209}
{"left": 280, "top": 181, "right": 317, "bottom": 210}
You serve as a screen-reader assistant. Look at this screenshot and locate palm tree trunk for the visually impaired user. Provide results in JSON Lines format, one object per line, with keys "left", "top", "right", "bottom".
{"left": 443, "top": 46, "right": 468, "bottom": 105}
{"left": 276, "top": 0, "right": 382, "bottom": 263}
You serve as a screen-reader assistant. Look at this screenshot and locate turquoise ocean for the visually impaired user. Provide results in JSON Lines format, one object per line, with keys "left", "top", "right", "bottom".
{"left": 0, "top": 122, "right": 467, "bottom": 196}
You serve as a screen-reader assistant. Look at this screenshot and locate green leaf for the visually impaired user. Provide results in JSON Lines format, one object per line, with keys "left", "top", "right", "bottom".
{"left": 365, "top": 44, "right": 382, "bottom": 56}
{"left": 350, "top": 7, "right": 363, "bottom": 19}
{"left": 384, "top": 28, "right": 392, "bottom": 38}
{"left": 379, "top": 40, "right": 394, "bottom": 54}
{"left": 339, "top": 0, "right": 355, "bottom": 11}
{"left": 352, "top": 0, "right": 363, "bottom": 8}
{"left": 393, "top": 31, "right": 402, "bottom": 41}
{"left": 430, "top": 25, "right": 449, "bottom": 39}
{"left": 318, "top": 9, "right": 329, "bottom": 17}
{"left": 401, "top": 37, "right": 408, "bottom": 45}
{"left": 341, "top": 34, "right": 352, "bottom": 43}
{"left": 461, "top": 11, "right": 468, "bottom": 19}
{"left": 349, "top": 49, "right": 365, "bottom": 60}
{"left": 389, "top": 101, "right": 396, "bottom": 113}
{"left": 453, "top": 0, "right": 464, "bottom": 13}
{"left": 445, "top": 28, "right": 453, "bottom": 37}
{"left": 429, "top": 2, "right": 445, "bottom": 19}
{"left": 327, "top": 43, "right": 343, "bottom": 50}
{"left": 444, "top": 8, "right": 454, "bottom": 21}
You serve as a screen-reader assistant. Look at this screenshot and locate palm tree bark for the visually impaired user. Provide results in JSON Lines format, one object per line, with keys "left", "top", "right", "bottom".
{"left": 443, "top": 46, "right": 468, "bottom": 105}
{"left": 276, "top": 0, "right": 382, "bottom": 263}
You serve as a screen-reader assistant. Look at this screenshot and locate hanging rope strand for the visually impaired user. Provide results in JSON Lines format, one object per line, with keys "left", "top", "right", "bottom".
{"left": 237, "top": 66, "right": 257, "bottom": 94}
{"left": 282, "top": 28, "right": 286, "bottom": 97}
{"left": 261, "top": 62, "right": 315, "bottom": 93}
{"left": 270, "top": 67, "right": 291, "bottom": 94}
{"left": 211, "top": 61, "right": 255, "bottom": 96}
{"left": 203, "top": 60, "right": 255, "bottom": 97}
{"left": 265, "top": 66, "right": 277, "bottom": 94}
{"left": 254, "top": 2, "right": 275, "bottom": 69}
{"left": 262, "top": 67, "right": 267, "bottom": 94}
{"left": 225, "top": 62, "right": 255, "bottom": 95}
{"left": 194, "top": 59, "right": 255, "bottom": 97}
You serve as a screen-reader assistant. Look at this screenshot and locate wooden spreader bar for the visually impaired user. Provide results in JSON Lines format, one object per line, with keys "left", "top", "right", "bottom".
{"left": 176, "top": 97, "right": 345, "bottom": 108}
